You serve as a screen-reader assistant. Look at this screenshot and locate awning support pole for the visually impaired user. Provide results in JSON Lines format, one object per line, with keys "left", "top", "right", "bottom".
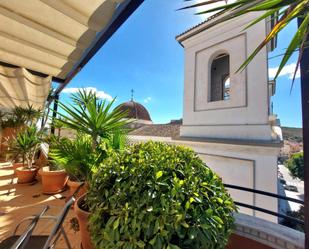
{"left": 50, "top": 94, "right": 59, "bottom": 135}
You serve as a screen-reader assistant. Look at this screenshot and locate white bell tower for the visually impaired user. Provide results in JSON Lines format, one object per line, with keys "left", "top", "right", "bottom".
{"left": 177, "top": 12, "right": 280, "bottom": 142}
{"left": 176, "top": 12, "right": 282, "bottom": 222}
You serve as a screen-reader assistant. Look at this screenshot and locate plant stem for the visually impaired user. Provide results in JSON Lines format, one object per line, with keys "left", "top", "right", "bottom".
{"left": 91, "top": 135, "right": 97, "bottom": 152}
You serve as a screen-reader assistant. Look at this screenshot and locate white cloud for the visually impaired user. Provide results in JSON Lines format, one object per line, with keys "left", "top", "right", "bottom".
{"left": 144, "top": 97, "right": 152, "bottom": 103}
{"left": 269, "top": 63, "right": 301, "bottom": 80}
{"left": 62, "top": 87, "right": 113, "bottom": 101}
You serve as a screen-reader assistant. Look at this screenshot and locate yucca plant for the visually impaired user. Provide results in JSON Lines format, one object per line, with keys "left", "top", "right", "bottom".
{"left": 53, "top": 117, "right": 65, "bottom": 139}
{"left": 0, "top": 110, "right": 5, "bottom": 123}
{"left": 1, "top": 109, "right": 24, "bottom": 129}
{"left": 50, "top": 132, "right": 128, "bottom": 182}
{"left": 49, "top": 134, "right": 103, "bottom": 181}
{"left": 181, "top": 0, "right": 309, "bottom": 81}
{"left": 20, "top": 105, "right": 42, "bottom": 126}
{"left": 10, "top": 126, "right": 42, "bottom": 169}
{"left": 55, "top": 89, "right": 130, "bottom": 151}
{"left": 1, "top": 105, "right": 42, "bottom": 129}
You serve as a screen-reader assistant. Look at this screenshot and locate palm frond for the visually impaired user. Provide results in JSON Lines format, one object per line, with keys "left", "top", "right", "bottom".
{"left": 55, "top": 88, "right": 130, "bottom": 150}
{"left": 181, "top": 0, "right": 309, "bottom": 80}
{"left": 275, "top": 12, "right": 309, "bottom": 79}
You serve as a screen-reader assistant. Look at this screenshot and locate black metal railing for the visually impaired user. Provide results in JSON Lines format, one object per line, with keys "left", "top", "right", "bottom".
{"left": 224, "top": 184, "right": 304, "bottom": 225}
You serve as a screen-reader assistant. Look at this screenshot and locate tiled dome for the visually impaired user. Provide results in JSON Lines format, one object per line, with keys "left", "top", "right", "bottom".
{"left": 116, "top": 100, "right": 152, "bottom": 121}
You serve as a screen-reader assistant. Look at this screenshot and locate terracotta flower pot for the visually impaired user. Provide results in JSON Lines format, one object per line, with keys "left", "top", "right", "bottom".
{"left": 16, "top": 166, "right": 39, "bottom": 184}
{"left": 39, "top": 167, "right": 68, "bottom": 194}
{"left": 13, "top": 162, "right": 24, "bottom": 175}
{"left": 67, "top": 179, "right": 87, "bottom": 198}
{"left": 74, "top": 194, "right": 94, "bottom": 249}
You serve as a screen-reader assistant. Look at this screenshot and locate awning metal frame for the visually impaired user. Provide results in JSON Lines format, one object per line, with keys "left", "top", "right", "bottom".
{"left": 52, "top": 0, "right": 144, "bottom": 97}
{"left": 0, "top": 0, "right": 144, "bottom": 102}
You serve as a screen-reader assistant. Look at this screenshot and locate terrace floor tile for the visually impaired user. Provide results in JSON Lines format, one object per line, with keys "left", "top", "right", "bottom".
{"left": 0, "top": 163, "right": 81, "bottom": 249}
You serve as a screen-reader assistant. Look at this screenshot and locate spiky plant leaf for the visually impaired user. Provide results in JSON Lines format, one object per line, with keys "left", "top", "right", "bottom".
{"left": 55, "top": 89, "right": 130, "bottom": 150}
{"left": 181, "top": 0, "right": 309, "bottom": 80}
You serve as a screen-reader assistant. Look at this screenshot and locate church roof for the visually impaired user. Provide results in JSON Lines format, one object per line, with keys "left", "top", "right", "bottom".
{"left": 116, "top": 100, "right": 152, "bottom": 121}
{"left": 176, "top": 11, "right": 224, "bottom": 43}
{"left": 176, "top": 1, "right": 262, "bottom": 44}
{"left": 129, "top": 123, "right": 181, "bottom": 138}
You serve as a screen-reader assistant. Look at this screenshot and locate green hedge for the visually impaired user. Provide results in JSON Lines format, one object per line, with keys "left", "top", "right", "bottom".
{"left": 88, "top": 141, "right": 236, "bottom": 249}
{"left": 285, "top": 152, "right": 304, "bottom": 181}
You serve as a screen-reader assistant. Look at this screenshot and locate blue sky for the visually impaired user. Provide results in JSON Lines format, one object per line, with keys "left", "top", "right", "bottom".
{"left": 56, "top": 0, "right": 302, "bottom": 128}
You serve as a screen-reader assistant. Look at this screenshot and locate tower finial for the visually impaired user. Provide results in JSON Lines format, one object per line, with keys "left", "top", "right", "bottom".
{"left": 131, "top": 89, "right": 134, "bottom": 101}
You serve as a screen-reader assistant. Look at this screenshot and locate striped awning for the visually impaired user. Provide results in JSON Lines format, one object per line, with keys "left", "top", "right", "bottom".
{"left": 0, "top": 0, "right": 141, "bottom": 110}
{"left": 0, "top": 65, "right": 51, "bottom": 110}
{"left": 0, "top": 0, "right": 123, "bottom": 80}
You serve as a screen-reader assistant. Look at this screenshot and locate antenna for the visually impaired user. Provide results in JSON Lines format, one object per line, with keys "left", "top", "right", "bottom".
{"left": 131, "top": 89, "right": 134, "bottom": 101}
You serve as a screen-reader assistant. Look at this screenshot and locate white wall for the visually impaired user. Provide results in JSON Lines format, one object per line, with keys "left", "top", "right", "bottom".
{"left": 198, "top": 153, "right": 255, "bottom": 215}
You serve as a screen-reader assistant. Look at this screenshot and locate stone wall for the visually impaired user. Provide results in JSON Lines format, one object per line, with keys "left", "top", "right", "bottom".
{"left": 230, "top": 213, "right": 304, "bottom": 249}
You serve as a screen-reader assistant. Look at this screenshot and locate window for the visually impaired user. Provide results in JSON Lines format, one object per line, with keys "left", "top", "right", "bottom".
{"left": 210, "top": 54, "right": 230, "bottom": 102}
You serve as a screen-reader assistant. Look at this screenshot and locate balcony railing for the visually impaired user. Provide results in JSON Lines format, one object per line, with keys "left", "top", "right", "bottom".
{"left": 224, "top": 184, "right": 304, "bottom": 226}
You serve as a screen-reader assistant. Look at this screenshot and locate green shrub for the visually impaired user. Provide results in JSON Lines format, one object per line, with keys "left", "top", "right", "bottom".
{"left": 88, "top": 141, "right": 236, "bottom": 249}
{"left": 285, "top": 152, "right": 304, "bottom": 181}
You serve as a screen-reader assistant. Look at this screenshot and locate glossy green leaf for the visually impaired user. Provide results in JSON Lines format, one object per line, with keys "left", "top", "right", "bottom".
{"left": 156, "top": 171, "right": 163, "bottom": 179}
{"left": 88, "top": 142, "right": 236, "bottom": 249}
{"left": 113, "top": 218, "right": 120, "bottom": 230}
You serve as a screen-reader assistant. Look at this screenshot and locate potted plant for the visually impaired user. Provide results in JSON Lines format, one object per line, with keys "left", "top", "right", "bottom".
{"left": 52, "top": 89, "right": 130, "bottom": 249}
{"left": 0, "top": 108, "right": 25, "bottom": 155}
{"left": 35, "top": 133, "right": 69, "bottom": 194}
{"left": 10, "top": 126, "right": 42, "bottom": 184}
{"left": 39, "top": 159, "right": 69, "bottom": 194}
{"left": 49, "top": 134, "right": 99, "bottom": 197}
{"left": 55, "top": 89, "right": 129, "bottom": 150}
{"left": 1, "top": 105, "right": 42, "bottom": 160}
{"left": 51, "top": 89, "right": 129, "bottom": 193}
{"left": 84, "top": 142, "right": 236, "bottom": 249}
